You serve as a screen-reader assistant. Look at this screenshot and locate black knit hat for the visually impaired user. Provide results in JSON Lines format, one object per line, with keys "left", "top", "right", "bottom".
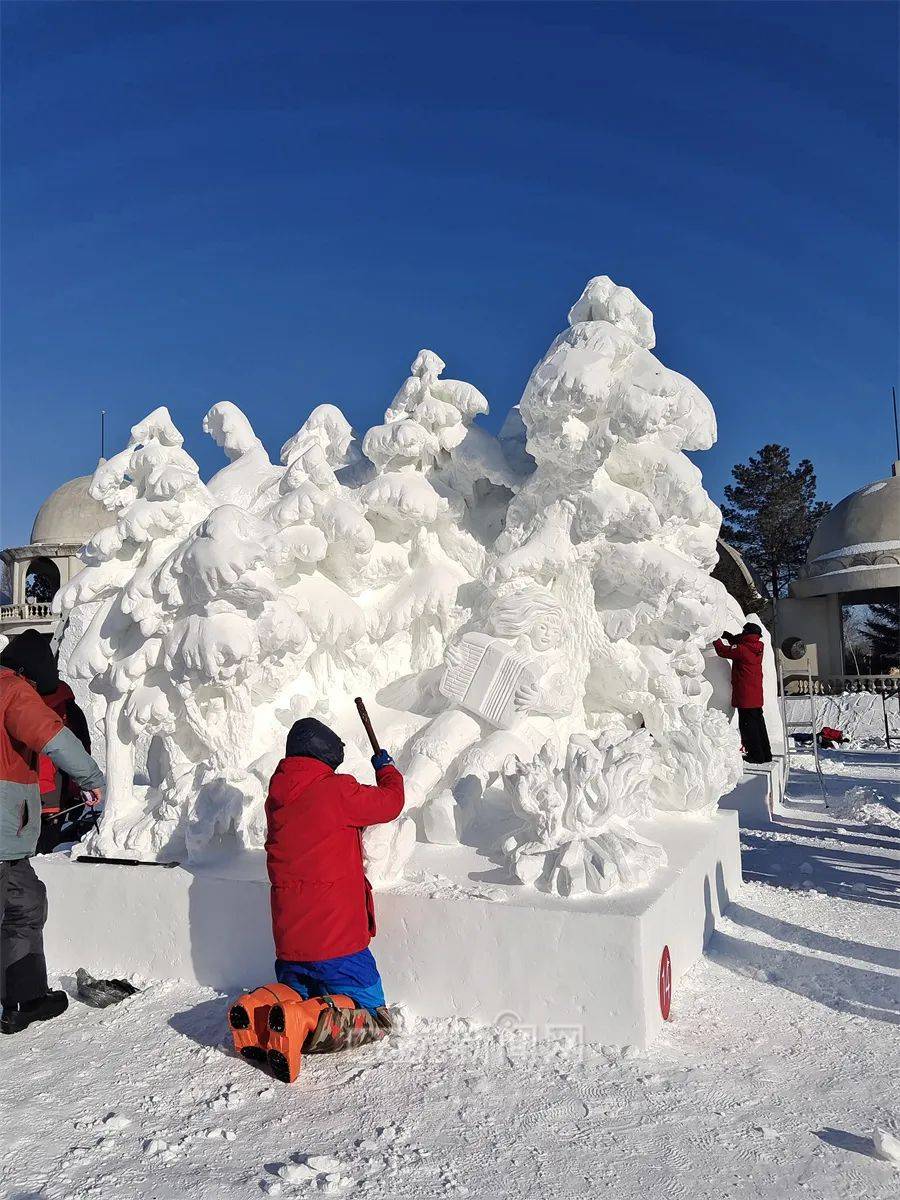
{"left": 742, "top": 622, "right": 763, "bottom": 637}
{"left": 0, "top": 629, "right": 60, "bottom": 694}
{"left": 285, "top": 717, "right": 345, "bottom": 769}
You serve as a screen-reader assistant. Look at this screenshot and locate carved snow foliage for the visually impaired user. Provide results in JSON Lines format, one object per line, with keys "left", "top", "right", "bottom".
{"left": 502, "top": 733, "right": 666, "bottom": 898}
{"left": 54, "top": 277, "right": 745, "bottom": 891}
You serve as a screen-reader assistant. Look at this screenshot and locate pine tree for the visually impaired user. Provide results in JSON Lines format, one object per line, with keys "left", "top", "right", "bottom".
{"left": 863, "top": 597, "right": 900, "bottom": 672}
{"left": 842, "top": 604, "right": 874, "bottom": 675}
{"left": 720, "top": 444, "right": 831, "bottom": 599}
{"left": 25, "top": 563, "right": 60, "bottom": 603}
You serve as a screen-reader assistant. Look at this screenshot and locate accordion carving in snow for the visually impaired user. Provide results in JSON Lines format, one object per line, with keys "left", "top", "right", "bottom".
{"left": 439, "top": 633, "right": 537, "bottom": 729}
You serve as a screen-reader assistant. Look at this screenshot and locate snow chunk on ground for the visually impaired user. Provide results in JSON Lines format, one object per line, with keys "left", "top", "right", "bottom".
{"left": 827, "top": 784, "right": 900, "bottom": 830}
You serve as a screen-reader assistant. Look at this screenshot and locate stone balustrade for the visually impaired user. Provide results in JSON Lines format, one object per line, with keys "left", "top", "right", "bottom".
{"left": 0, "top": 602, "right": 55, "bottom": 628}
{"left": 782, "top": 673, "right": 900, "bottom": 696}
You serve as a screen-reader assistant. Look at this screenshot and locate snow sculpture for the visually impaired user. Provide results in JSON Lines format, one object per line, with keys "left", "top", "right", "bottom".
{"left": 399, "top": 275, "right": 743, "bottom": 871}
{"left": 502, "top": 733, "right": 665, "bottom": 897}
{"left": 403, "top": 587, "right": 579, "bottom": 844}
{"left": 55, "top": 276, "right": 743, "bottom": 896}
{"left": 204, "top": 401, "right": 283, "bottom": 509}
{"left": 489, "top": 277, "right": 742, "bottom": 823}
{"left": 57, "top": 409, "right": 217, "bottom": 858}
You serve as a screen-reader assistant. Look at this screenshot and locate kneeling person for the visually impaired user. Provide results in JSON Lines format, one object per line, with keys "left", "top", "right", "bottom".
{"left": 264, "top": 718, "right": 404, "bottom": 1057}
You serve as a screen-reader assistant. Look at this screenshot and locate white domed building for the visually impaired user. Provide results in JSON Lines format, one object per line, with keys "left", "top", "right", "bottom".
{"left": 779, "top": 462, "right": 900, "bottom": 679}
{"left": 0, "top": 470, "right": 115, "bottom": 636}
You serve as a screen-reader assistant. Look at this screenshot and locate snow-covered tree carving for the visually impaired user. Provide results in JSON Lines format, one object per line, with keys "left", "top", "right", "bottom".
{"left": 358, "top": 351, "right": 492, "bottom": 679}
{"left": 490, "top": 276, "right": 741, "bottom": 820}
{"left": 56, "top": 408, "right": 216, "bottom": 856}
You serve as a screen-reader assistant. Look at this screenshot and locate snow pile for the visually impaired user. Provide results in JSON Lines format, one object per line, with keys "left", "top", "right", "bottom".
{"left": 54, "top": 275, "right": 742, "bottom": 894}
{"left": 826, "top": 784, "right": 900, "bottom": 830}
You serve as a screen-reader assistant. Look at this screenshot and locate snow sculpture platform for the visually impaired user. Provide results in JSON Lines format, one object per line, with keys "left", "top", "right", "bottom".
{"left": 720, "top": 753, "right": 802, "bottom": 827}
{"left": 719, "top": 772, "right": 773, "bottom": 827}
{"left": 34, "top": 809, "right": 740, "bottom": 1050}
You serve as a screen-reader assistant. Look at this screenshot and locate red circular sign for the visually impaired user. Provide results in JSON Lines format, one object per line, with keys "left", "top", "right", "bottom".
{"left": 659, "top": 945, "right": 672, "bottom": 1021}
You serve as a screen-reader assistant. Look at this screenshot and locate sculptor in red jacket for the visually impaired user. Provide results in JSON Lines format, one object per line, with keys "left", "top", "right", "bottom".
{"left": 265, "top": 717, "right": 404, "bottom": 1010}
{"left": 714, "top": 623, "right": 772, "bottom": 763}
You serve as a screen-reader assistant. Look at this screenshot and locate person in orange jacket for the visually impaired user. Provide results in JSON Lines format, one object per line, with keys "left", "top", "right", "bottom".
{"left": 1, "top": 631, "right": 104, "bottom": 1035}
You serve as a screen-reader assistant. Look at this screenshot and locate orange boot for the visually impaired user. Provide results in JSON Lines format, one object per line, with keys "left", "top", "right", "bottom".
{"left": 266, "top": 994, "right": 357, "bottom": 1083}
{"left": 228, "top": 984, "right": 302, "bottom": 1066}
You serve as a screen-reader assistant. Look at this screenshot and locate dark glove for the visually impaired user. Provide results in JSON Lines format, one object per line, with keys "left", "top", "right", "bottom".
{"left": 372, "top": 749, "right": 394, "bottom": 770}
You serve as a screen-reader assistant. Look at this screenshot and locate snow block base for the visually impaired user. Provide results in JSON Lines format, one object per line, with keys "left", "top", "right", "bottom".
{"left": 720, "top": 754, "right": 804, "bottom": 827}
{"left": 720, "top": 771, "right": 775, "bottom": 827}
{"left": 33, "top": 810, "right": 741, "bottom": 1050}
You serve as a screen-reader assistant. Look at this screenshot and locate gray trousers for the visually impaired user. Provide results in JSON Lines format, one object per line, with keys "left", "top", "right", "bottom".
{"left": 0, "top": 858, "right": 49, "bottom": 1006}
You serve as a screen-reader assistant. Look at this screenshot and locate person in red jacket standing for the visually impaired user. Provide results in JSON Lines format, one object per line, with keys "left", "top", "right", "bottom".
{"left": 714, "top": 622, "right": 772, "bottom": 764}
{"left": 265, "top": 717, "right": 404, "bottom": 1019}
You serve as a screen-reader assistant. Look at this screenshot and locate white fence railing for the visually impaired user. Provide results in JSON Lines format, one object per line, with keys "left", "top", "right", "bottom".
{"left": 782, "top": 674, "right": 900, "bottom": 697}
{"left": 0, "top": 603, "right": 54, "bottom": 624}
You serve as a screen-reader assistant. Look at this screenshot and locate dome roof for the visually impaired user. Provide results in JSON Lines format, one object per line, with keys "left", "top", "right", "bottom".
{"left": 30, "top": 472, "right": 116, "bottom": 546}
{"left": 807, "top": 471, "right": 900, "bottom": 563}
{"left": 791, "top": 467, "right": 900, "bottom": 599}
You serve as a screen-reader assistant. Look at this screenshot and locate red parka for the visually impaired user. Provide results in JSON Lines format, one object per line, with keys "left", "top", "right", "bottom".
{"left": 714, "top": 633, "right": 765, "bottom": 709}
{"left": 265, "top": 757, "right": 404, "bottom": 962}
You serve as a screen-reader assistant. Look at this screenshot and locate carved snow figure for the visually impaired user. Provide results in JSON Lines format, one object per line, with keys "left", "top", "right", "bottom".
{"left": 54, "top": 277, "right": 744, "bottom": 892}
{"left": 402, "top": 587, "right": 578, "bottom": 844}
{"left": 502, "top": 732, "right": 665, "bottom": 897}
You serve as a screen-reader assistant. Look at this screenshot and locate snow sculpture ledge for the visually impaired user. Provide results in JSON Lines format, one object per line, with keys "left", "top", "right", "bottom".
{"left": 55, "top": 276, "right": 743, "bottom": 898}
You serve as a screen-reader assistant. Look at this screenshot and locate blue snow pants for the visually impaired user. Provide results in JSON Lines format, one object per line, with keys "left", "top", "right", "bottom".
{"left": 275, "top": 947, "right": 386, "bottom": 1012}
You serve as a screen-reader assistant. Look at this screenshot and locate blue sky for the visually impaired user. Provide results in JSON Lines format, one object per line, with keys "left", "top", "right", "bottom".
{"left": 2, "top": 1, "right": 897, "bottom": 547}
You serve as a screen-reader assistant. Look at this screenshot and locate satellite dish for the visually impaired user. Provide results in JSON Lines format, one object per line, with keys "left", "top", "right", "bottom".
{"left": 781, "top": 636, "right": 807, "bottom": 661}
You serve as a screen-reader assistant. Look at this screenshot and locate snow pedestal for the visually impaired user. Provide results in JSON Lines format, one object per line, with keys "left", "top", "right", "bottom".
{"left": 720, "top": 753, "right": 807, "bottom": 827}
{"left": 751, "top": 753, "right": 791, "bottom": 815}
{"left": 34, "top": 809, "right": 740, "bottom": 1050}
{"left": 377, "top": 810, "right": 741, "bottom": 1048}
{"left": 719, "top": 772, "right": 773, "bottom": 827}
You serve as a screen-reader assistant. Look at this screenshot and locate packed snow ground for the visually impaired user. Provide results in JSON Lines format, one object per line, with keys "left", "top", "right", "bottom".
{"left": 2, "top": 748, "right": 898, "bottom": 1200}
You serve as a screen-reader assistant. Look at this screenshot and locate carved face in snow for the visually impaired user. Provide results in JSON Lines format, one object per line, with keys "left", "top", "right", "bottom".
{"left": 488, "top": 590, "right": 565, "bottom": 653}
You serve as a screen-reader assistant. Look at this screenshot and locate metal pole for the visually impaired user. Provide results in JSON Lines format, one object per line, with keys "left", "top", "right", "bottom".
{"left": 807, "top": 663, "right": 827, "bottom": 800}
{"left": 772, "top": 591, "right": 790, "bottom": 790}
{"left": 777, "top": 652, "right": 791, "bottom": 789}
{"left": 883, "top": 690, "right": 892, "bottom": 750}
{"left": 100, "top": 409, "right": 107, "bottom": 460}
{"left": 893, "top": 386, "right": 899, "bottom": 461}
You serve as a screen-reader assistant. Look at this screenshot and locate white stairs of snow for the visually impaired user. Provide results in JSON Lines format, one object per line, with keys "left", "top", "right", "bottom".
{"left": 719, "top": 753, "right": 803, "bottom": 827}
